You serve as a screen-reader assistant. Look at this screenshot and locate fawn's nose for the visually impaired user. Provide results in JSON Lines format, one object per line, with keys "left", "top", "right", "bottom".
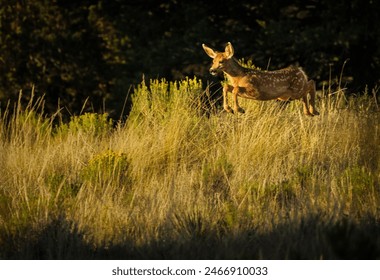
{"left": 209, "top": 68, "right": 218, "bottom": 75}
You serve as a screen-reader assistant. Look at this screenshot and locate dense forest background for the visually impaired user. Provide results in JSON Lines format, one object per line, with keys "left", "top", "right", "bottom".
{"left": 1, "top": 0, "right": 379, "bottom": 118}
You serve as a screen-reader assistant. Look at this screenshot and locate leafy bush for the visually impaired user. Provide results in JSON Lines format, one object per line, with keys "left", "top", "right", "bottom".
{"left": 81, "top": 149, "right": 130, "bottom": 186}
{"left": 57, "top": 113, "right": 113, "bottom": 137}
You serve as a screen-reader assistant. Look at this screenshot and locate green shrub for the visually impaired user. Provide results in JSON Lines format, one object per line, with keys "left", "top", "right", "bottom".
{"left": 81, "top": 149, "right": 130, "bottom": 186}
{"left": 57, "top": 113, "right": 113, "bottom": 137}
{"left": 129, "top": 77, "right": 203, "bottom": 124}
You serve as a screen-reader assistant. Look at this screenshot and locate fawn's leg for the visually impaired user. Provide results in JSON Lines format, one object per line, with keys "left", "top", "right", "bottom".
{"left": 302, "top": 94, "right": 313, "bottom": 116}
{"left": 308, "top": 80, "right": 320, "bottom": 115}
{"left": 232, "top": 87, "right": 245, "bottom": 114}
{"left": 223, "top": 84, "right": 233, "bottom": 113}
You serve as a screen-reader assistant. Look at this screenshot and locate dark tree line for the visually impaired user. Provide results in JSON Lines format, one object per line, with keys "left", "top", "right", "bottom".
{"left": 1, "top": 0, "right": 379, "bottom": 117}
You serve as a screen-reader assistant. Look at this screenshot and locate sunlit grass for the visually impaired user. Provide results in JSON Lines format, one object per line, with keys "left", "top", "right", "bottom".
{"left": 0, "top": 79, "right": 379, "bottom": 259}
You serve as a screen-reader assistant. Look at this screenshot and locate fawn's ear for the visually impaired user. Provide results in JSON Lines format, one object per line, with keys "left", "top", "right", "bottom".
{"left": 202, "top": 44, "right": 217, "bottom": 58}
{"left": 225, "top": 42, "right": 234, "bottom": 59}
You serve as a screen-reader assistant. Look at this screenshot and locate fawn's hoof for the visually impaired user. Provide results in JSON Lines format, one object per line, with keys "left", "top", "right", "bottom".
{"left": 310, "top": 106, "right": 320, "bottom": 116}
{"left": 304, "top": 111, "right": 314, "bottom": 116}
{"left": 224, "top": 106, "right": 234, "bottom": 114}
{"left": 236, "top": 107, "right": 245, "bottom": 114}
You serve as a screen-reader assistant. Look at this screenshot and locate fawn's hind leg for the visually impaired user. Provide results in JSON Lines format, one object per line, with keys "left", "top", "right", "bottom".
{"left": 308, "top": 80, "right": 319, "bottom": 115}
{"left": 302, "top": 95, "right": 313, "bottom": 116}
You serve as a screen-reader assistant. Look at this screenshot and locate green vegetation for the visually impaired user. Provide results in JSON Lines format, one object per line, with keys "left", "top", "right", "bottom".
{"left": 0, "top": 78, "right": 379, "bottom": 259}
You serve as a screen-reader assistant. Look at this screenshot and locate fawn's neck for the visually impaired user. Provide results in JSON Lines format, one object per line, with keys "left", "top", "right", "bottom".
{"left": 224, "top": 58, "right": 248, "bottom": 78}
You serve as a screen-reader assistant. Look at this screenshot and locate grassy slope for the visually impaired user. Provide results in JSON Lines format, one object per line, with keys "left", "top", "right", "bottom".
{"left": 0, "top": 79, "right": 379, "bottom": 259}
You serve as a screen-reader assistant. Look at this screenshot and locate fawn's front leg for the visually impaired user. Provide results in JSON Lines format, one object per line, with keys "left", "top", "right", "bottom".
{"left": 223, "top": 84, "right": 233, "bottom": 113}
{"left": 232, "top": 87, "right": 245, "bottom": 114}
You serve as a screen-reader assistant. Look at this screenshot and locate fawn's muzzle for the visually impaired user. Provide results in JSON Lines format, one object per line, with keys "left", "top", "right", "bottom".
{"left": 209, "top": 68, "right": 218, "bottom": 75}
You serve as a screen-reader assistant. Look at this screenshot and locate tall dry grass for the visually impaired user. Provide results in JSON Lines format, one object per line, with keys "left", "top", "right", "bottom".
{"left": 0, "top": 79, "right": 379, "bottom": 259}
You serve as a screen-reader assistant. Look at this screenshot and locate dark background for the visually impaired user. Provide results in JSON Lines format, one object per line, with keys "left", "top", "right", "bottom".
{"left": 1, "top": 0, "right": 379, "bottom": 118}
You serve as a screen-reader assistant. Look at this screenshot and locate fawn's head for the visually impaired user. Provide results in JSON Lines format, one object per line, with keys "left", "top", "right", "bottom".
{"left": 202, "top": 42, "right": 234, "bottom": 75}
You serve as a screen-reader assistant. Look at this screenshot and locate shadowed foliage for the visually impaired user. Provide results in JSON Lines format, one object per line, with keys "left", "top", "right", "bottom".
{"left": 1, "top": 213, "right": 379, "bottom": 259}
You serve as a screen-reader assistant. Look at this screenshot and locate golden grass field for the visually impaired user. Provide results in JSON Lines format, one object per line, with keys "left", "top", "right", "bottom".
{"left": 0, "top": 78, "right": 379, "bottom": 259}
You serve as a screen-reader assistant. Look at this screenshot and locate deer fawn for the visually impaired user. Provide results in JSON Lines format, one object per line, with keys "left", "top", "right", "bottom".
{"left": 202, "top": 42, "right": 319, "bottom": 116}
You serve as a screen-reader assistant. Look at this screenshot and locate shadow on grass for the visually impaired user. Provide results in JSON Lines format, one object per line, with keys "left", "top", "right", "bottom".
{"left": 1, "top": 214, "right": 379, "bottom": 259}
